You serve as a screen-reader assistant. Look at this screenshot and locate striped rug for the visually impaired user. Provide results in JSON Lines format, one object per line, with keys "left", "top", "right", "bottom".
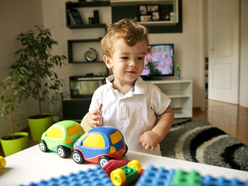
{"left": 159, "top": 119, "right": 248, "bottom": 170}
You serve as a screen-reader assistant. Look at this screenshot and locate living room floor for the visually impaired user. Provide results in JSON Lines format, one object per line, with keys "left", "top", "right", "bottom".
{"left": 193, "top": 99, "right": 248, "bottom": 147}
{"left": 1, "top": 99, "right": 247, "bottom": 157}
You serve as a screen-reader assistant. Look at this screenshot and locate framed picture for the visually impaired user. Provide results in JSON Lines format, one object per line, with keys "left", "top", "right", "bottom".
{"left": 147, "top": 5, "right": 159, "bottom": 12}
{"left": 139, "top": 5, "right": 147, "bottom": 15}
{"left": 140, "top": 15, "right": 151, "bottom": 22}
{"left": 152, "top": 12, "right": 160, "bottom": 21}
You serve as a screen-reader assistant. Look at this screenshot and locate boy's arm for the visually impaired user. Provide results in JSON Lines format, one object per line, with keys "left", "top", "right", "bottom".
{"left": 152, "top": 105, "right": 174, "bottom": 141}
{"left": 139, "top": 106, "right": 174, "bottom": 151}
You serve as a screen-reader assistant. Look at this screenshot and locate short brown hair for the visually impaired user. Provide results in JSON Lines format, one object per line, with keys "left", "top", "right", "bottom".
{"left": 101, "top": 18, "right": 149, "bottom": 57}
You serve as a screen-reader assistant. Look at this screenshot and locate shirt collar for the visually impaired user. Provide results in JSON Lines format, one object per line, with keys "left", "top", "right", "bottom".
{"left": 134, "top": 77, "right": 147, "bottom": 95}
{"left": 106, "top": 75, "right": 147, "bottom": 95}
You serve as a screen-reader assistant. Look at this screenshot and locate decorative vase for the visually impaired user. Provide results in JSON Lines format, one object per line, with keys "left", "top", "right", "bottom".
{"left": 28, "top": 113, "right": 53, "bottom": 141}
{"left": 0, "top": 132, "right": 28, "bottom": 156}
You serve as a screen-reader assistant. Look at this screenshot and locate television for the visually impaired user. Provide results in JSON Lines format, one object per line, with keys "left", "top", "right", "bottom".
{"left": 141, "top": 44, "right": 174, "bottom": 80}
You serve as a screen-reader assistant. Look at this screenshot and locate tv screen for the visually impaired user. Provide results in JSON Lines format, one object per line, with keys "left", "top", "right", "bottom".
{"left": 141, "top": 44, "right": 174, "bottom": 79}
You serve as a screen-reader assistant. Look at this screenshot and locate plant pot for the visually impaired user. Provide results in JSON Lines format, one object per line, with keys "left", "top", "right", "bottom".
{"left": 28, "top": 113, "right": 53, "bottom": 141}
{"left": 1, "top": 132, "right": 28, "bottom": 157}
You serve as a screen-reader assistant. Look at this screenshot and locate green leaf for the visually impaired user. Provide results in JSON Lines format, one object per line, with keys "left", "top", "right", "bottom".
{"left": 1, "top": 110, "right": 9, "bottom": 118}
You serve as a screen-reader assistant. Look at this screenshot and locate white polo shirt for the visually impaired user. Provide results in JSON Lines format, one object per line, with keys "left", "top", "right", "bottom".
{"left": 89, "top": 75, "right": 171, "bottom": 155}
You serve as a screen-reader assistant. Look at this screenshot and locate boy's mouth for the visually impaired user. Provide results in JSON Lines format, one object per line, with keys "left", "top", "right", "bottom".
{"left": 127, "top": 70, "right": 137, "bottom": 74}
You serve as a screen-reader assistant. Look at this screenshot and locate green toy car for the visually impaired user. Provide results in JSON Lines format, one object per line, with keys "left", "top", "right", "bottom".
{"left": 39, "top": 120, "right": 85, "bottom": 158}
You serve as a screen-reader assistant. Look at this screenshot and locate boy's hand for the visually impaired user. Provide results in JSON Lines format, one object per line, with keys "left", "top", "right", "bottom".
{"left": 139, "top": 131, "right": 160, "bottom": 151}
{"left": 88, "top": 103, "right": 104, "bottom": 128}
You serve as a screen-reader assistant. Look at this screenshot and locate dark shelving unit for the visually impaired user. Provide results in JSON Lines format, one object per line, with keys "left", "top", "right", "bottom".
{"left": 67, "top": 38, "right": 104, "bottom": 63}
{"left": 66, "top": 1, "right": 110, "bottom": 28}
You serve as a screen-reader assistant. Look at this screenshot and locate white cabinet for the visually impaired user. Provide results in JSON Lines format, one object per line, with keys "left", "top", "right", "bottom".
{"left": 149, "top": 80, "right": 192, "bottom": 118}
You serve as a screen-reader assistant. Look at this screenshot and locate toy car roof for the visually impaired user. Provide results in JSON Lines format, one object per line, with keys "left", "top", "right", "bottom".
{"left": 52, "top": 120, "right": 79, "bottom": 128}
{"left": 89, "top": 126, "right": 121, "bottom": 136}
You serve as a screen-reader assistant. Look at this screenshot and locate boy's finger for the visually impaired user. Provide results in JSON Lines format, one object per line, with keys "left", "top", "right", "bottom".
{"left": 91, "top": 108, "right": 99, "bottom": 115}
{"left": 98, "top": 103, "right": 103, "bottom": 112}
{"left": 93, "top": 121, "right": 104, "bottom": 128}
{"left": 138, "top": 134, "right": 143, "bottom": 143}
{"left": 92, "top": 115, "right": 101, "bottom": 120}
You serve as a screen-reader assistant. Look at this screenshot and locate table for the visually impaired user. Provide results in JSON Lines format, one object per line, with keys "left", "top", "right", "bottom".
{"left": 1, "top": 145, "right": 248, "bottom": 186}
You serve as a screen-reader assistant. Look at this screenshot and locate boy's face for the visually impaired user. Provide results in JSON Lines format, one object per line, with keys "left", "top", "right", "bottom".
{"left": 104, "top": 39, "right": 147, "bottom": 85}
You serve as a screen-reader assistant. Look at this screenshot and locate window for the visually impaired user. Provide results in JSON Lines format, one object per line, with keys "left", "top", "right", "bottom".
{"left": 67, "top": 125, "right": 83, "bottom": 136}
{"left": 83, "top": 134, "right": 105, "bottom": 148}
{"left": 109, "top": 131, "right": 122, "bottom": 144}
{"left": 46, "top": 127, "right": 62, "bottom": 139}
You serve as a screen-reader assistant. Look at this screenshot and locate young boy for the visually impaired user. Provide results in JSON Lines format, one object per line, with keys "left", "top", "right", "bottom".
{"left": 87, "top": 18, "right": 174, "bottom": 156}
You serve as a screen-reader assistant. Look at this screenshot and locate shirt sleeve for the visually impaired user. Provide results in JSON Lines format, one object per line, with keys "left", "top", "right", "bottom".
{"left": 150, "top": 84, "right": 171, "bottom": 116}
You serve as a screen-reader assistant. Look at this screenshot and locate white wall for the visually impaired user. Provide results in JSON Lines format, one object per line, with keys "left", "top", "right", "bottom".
{"left": 41, "top": 0, "right": 205, "bottom": 111}
{"left": 0, "top": 1, "right": 43, "bottom": 138}
{"left": 239, "top": 0, "right": 248, "bottom": 108}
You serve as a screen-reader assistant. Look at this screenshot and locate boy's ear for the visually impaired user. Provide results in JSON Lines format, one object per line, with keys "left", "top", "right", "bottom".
{"left": 103, "top": 55, "right": 113, "bottom": 68}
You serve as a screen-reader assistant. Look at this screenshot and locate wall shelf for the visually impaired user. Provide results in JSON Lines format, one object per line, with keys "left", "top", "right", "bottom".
{"left": 66, "top": 1, "right": 110, "bottom": 28}
{"left": 67, "top": 24, "right": 107, "bottom": 29}
{"left": 66, "top": 1, "right": 110, "bottom": 9}
{"left": 111, "top": 0, "right": 182, "bottom": 33}
{"left": 65, "top": 1, "right": 109, "bottom": 79}
{"left": 67, "top": 38, "right": 103, "bottom": 63}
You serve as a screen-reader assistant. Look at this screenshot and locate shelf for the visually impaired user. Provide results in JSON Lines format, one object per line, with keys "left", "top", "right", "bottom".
{"left": 174, "top": 110, "right": 192, "bottom": 118}
{"left": 111, "top": 0, "right": 182, "bottom": 33}
{"left": 66, "top": 1, "right": 111, "bottom": 8}
{"left": 67, "top": 38, "right": 103, "bottom": 63}
{"left": 166, "top": 92, "right": 191, "bottom": 98}
{"left": 69, "top": 61, "right": 104, "bottom": 64}
{"left": 140, "top": 21, "right": 178, "bottom": 26}
{"left": 67, "top": 24, "right": 107, "bottom": 29}
{"left": 150, "top": 79, "right": 192, "bottom": 118}
{"left": 148, "top": 79, "right": 192, "bottom": 84}
{"left": 70, "top": 76, "right": 107, "bottom": 81}
{"left": 66, "top": 1, "right": 110, "bottom": 29}
{"left": 110, "top": 0, "right": 176, "bottom": 6}
{"left": 68, "top": 38, "right": 102, "bottom": 43}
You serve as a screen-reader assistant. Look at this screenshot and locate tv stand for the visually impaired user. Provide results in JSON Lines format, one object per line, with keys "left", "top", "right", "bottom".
{"left": 62, "top": 79, "right": 192, "bottom": 120}
{"left": 148, "top": 79, "right": 192, "bottom": 118}
{"left": 142, "top": 76, "right": 162, "bottom": 81}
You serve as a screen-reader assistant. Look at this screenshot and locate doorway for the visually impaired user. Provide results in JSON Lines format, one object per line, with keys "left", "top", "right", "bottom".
{"left": 205, "top": 0, "right": 240, "bottom": 105}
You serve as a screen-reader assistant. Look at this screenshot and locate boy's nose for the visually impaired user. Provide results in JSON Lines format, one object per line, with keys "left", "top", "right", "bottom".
{"left": 129, "top": 60, "right": 137, "bottom": 67}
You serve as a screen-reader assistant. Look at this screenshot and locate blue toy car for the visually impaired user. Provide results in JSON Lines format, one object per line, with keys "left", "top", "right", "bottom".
{"left": 72, "top": 126, "right": 128, "bottom": 167}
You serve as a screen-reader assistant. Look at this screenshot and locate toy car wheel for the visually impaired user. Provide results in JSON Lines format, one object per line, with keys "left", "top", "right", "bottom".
{"left": 110, "top": 168, "right": 126, "bottom": 186}
{"left": 99, "top": 156, "right": 112, "bottom": 168}
{"left": 127, "top": 160, "right": 142, "bottom": 173}
{"left": 72, "top": 150, "right": 84, "bottom": 164}
{"left": 39, "top": 140, "right": 48, "bottom": 152}
{"left": 57, "top": 146, "right": 70, "bottom": 158}
{"left": 123, "top": 145, "right": 128, "bottom": 157}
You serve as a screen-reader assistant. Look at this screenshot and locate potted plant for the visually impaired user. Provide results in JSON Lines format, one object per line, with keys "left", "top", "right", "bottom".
{"left": 10, "top": 25, "right": 67, "bottom": 141}
{"left": 0, "top": 68, "right": 29, "bottom": 156}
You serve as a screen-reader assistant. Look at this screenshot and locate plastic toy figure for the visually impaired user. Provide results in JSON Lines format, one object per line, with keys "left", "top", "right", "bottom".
{"left": 110, "top": 160, "right": 142, "bottom": 186}
{"left": 39, "top": 120, "right": 85, "bottom": 158}
{"left": 72, "top": 126, "right": 128, "bottom": 167}
{"left": 0, "top": 156, "right": 6, "bottom": 170}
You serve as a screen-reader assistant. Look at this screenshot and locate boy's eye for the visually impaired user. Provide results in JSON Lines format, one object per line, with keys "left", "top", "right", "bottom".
{"left": 121, "top": 57, "right": 129, "bottom": 60}
{"left": 137, "top": 57, "right": 144, "bottom": 60}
